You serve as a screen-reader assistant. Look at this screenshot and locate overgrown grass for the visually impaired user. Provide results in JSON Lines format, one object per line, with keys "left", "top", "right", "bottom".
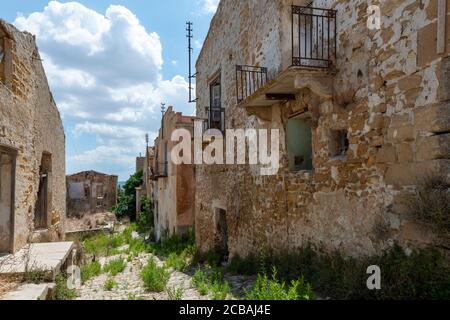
{"left": 104, "top": 277, "right": 117, "bottom": 291}
{"left": 141, "top": 257, "right": 170, "bottom": 292}
{"left": 228, "top": 243, "right": 450, "bottom": 300}
{"left": 81, "top": 261, "right": 102, "bottom": 284}
{"left": 82, "top": 224, "right": 150, "bottom": 258}
{"left": 54, "top": 275, "right": 77, "bottom": 300}
{"left": 192, "top": 250, "right": 223, "bottom": 268}
{"left": 191, "top": 269, "right": 231, "bottom": 300}
{"left": 166, "top": 286, "right": 184, "bottom": 300}
{"left": 103, "top": 258, "right": 126, "bottom": 276}
{"left": 408, "top": 175, "right": 450, "bottom": 235}
{"left": 245, "top": 267, "right": 314, "bottom": 300}
{"left": 149, "top": 231, "right": 196, "bottom": 258}
{"left": 24, "top": 266, "right": 47, "bottom": 284}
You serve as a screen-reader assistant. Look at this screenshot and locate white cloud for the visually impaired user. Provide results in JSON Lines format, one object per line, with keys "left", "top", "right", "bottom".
{"left": 200, "top": 0, "right": 219, "bottom": 14}
{"left": 14, "top": 1, "right": 192, "bottom": 179}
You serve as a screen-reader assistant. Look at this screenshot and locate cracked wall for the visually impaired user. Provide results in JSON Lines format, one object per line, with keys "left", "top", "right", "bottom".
{"left": 0, "top": 20, "right": 66, "bottom": 253}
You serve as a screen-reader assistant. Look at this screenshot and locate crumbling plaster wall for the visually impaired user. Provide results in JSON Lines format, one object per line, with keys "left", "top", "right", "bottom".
{"left": 195, "top": 0, "right": 450, "bottom": 258}
{"left": 0, "top": 20, "right": 66, "bottom": 253}
{"left": 154, "top": 108, "right": 195, "bottom": 241}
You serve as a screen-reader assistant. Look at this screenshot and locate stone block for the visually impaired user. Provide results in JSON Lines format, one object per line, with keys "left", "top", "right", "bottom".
{"left": 377, "top": 145, "right": 397, "bottom": 163}
{"left": 385, "top": 164, "right": 416, "bottom": 187}
{"left": 417, "top": 133, "right": 450, "bottom": 161}
{"left": 414, "top": 102, "right": 450, "bottom": 133}
{"left": 387, "top": 126, "right": 415, "bottom": 143}
{"left": 397, "top": 143, "right": 414, "bottom": 163}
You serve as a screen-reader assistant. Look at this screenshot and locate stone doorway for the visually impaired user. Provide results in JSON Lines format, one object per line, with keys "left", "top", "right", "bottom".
{"left": 0, "top": 147, "right": 16, "bottom": 254}
{"left": 215, "top": 208, "right": 229, "bottom": 260}
{"left": 34, "top": 153, "right": 51, "bottom": 230}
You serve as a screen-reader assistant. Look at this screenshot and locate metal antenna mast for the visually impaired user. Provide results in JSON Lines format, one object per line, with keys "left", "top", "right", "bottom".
{"left": 186, "top": 21, "right": 197, "bottom": 103}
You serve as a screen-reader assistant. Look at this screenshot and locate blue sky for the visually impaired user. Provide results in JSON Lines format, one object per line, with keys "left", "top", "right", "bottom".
{"left": 1, "top": 0, "right": 217, "bottom": 181}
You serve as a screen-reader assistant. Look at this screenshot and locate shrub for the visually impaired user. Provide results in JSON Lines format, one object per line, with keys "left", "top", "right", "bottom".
{"left": 81, "top": 261, "right": 102, "bottom": 284}
{"left": 166, "top": 286, "right": 184, "bottom": 300}
{"left": 24, "top": 266, "right": 47, "bottom": 284}
{"left": 113, "top": 171, "right": 143, "bottom": 220}
{"left": 83, "top": 233, "right": 124, "bottom": 257}
{"left": 165, "top": 253, "right": 187, "bottom": 271}
{"left": 54, "top": 275, "right": 77, "bottom": 300}
{"left": 229, "top": 243, "right": 450, "bottom": 300}
{"left": 245, "top": 267, "right": 313, "bottom": 300}
{"left": 138, "top": 196, "right": 154, "bottom": 233}
{"left": 191, "top": 269, "right": 231, "bottom": 300}
{"left": 192, "top": 270, "right": 209, "bottom": 296}
{"left": 192, "top": 250, "right": 222, "bottom": 268}
{"left": 104, "top": 277, "right": 117, "bottom": 291}
{"left": 408, "top": 175, "right": 450, "bottom": 235}
{"left": 103, "top": 258, "right": 126, "bottom": 276}
{"left": 141, "top": 257, "right": 170, "bottom": 292}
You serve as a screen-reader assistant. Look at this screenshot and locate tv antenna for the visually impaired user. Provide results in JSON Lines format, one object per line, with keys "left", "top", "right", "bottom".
{"left": 186, "top": 21, "right": 197, "bottom": 103}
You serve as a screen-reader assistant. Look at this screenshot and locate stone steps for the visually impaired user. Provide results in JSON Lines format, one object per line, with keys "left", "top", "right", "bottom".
{"left": 1, "top": 283, "right": 55, "bottom": 300}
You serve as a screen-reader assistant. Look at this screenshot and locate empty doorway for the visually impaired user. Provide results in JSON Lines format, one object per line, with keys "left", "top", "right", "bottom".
{"left": 34, "top": 153, "right": 51, "bottom": 230}
{"left": 215, "top": 208, "right": 229, "bottom": 259}
{"left": 0, "top": 147, "right": 16, "bottom": 254}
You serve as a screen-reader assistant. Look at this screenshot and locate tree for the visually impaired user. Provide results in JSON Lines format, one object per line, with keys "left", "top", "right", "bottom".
{"left": 113, "top": 171, "right": 143, "bottom": 221}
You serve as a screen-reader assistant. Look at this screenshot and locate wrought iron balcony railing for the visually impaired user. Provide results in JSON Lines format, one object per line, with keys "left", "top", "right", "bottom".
{"left": 236, "top": 65, "right": 268, "bottom": 103}
{"left": 292, "top": 5, "right": 337, "bottom": 68}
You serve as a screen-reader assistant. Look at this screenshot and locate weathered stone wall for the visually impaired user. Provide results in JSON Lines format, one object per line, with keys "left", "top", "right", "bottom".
{"left": 66, "top": 171, "right": 118, "bottom": 218}
{"left": 0, "top": 20, "right": 66, "bottom": 253}
{"left": 195, "top": 0, "right": 450, "bottom": 258}
{"left": 153, "top": 107, "right": 196, "bottom": 241}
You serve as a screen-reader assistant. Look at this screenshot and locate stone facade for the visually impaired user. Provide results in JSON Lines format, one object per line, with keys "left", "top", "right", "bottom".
{"left": 0, "top": 20, "right": 66, "bottom": 254}
{"left": 194, "top": 0, "right": 450, "bottom": 258}
{"left": 136, "top": 156, "right": 145, "bottom": 174}
{"left": 66, "top": 171, "right": 118, "bottom": 218}
{"left": 152, "top": 107, "right": 196, "bottom": 241}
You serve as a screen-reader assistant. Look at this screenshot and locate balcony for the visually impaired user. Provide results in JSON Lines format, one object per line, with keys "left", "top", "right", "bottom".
{"left": 291, "top": 5, "right": 337, "bottom": 69}
{"left": 235, "top": 5, "right": 337, "bottom": 110}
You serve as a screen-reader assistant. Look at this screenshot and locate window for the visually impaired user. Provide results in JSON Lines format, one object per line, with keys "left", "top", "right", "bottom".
{"left": 329, "top": 130, "right": 349, "bottom": 158}
{"left": 96, "top": 184, "right": 104, "bottom": 208}
{"left": 287, "top": 116, "right": 313, "bottom": 171}
{"left": 208, "top": 75, "right": 224, "bottom": 132}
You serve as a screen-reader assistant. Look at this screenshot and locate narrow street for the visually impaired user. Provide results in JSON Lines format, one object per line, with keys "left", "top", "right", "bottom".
{"left": 77, "top": 252, "right": 205, "bottom": 300}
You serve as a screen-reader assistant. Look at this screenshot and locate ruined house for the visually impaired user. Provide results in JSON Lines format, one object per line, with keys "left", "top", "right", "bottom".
{"left": 152, "top": 107, "right": 196, "bottom": 241}
{"left": 0, "top": 20, "right": 66, "bottom": 254}
{"left": 66, "top": 171, "right": 118, "bottom": 218}
{"left": 194, "top": 0, "right": 450, "bottom": 259}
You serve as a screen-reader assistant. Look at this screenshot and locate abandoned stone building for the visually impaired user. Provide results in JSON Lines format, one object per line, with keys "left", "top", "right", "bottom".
{"left": 194, "top": 0, "right": 450, "bottom": 258}
{"left": 0, "top": 20, "right": 66, "bottom": 254}
{"left": 152, "top": 107, "right": 196, "bottom": 241}
{"left": 66, "top": 171, "right": 118, "bottom": 218}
